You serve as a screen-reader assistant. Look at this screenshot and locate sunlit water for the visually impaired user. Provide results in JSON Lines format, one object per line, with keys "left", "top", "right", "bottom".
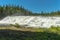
{"left": 0, "top": 16, "right": 60, "bottom": 28}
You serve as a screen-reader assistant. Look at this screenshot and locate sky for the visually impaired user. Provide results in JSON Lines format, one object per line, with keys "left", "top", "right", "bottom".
{"left": 0, "top": 0, "right": 60, "bottom": 13}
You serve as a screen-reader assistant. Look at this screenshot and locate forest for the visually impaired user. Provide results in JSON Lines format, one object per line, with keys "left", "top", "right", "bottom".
{"left": 0, "top": 5, "right": 60, "bottom": 18}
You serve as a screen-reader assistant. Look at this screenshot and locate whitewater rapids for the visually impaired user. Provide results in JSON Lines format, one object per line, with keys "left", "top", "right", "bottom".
{"left": 0, "top": 16, "right": 60, "bottom": 28}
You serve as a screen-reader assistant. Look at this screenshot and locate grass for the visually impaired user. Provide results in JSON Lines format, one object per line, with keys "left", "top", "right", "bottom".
{"left": 0, "top": 26, "right": 60, "bottom": 40}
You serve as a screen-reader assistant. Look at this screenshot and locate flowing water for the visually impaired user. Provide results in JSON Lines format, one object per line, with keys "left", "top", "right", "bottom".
{"left": 0, "top": 16, "right": 60, "bottom": 28}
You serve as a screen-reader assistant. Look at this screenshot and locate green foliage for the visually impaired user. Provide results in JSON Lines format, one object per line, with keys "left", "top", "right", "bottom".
{"left": 0, "top": 5, "right": 60, "bottom": 17}
{"left": 0, "top": 27, "right": 60, "bottom": 40}
{"left": 14, "top": 23, "right": 20, "bottom": 28}
{"left": 48, "top": 26, "right": 60, "bottom": 34}
{"left": 10, "top": 23, "right": 20, "bottom": 28}
{"left": 0, "top": 5, "right": 32, "bottom": 19}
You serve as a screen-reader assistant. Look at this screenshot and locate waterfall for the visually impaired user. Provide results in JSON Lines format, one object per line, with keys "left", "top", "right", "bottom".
{"left": 0, "top": 16, "right": 60, "bottom": 28}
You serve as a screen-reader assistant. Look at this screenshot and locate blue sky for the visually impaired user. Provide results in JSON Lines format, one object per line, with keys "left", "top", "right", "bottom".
{"left": 0, "top": 0, "right": 60, "bottom": 13}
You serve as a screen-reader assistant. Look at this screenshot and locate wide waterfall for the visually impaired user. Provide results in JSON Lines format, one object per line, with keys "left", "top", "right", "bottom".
{"left": 0, "top": 16, "right": 60, "bottom": 28}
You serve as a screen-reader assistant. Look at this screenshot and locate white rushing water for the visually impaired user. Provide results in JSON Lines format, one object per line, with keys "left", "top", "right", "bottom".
{"left": 0, "top": 16, "right": 60, "bottom": 28}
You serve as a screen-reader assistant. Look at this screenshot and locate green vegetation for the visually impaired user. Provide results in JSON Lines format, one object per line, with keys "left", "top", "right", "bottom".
{"left": 10, "top": 23, "right": 20, "bottom": 28}
{"left": 0, "top": 5, "right": 32, "bottom": 19}
{"left": 0, "top": 5, "right": 60, "bottom": 40}
{"left": 0, "top": 26, "right": 60, "bottom": 40}
{"left": 0, "top": 5, "right": 60, "bottom": 19}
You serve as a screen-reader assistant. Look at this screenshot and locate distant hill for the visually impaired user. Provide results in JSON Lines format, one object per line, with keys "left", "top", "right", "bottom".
{"left": 0, "top": 5, "right": 32, "bottom": 19}
{"left": 0, "top": 5, "right": 60, "bottom": 19}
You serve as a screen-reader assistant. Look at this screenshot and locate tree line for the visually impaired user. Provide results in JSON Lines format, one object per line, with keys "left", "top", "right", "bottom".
{"left": 0, "top": 5, "right": 32, "bottom": 19}
{"left": 0, "top": 5, "right": 60, "bottom": 19}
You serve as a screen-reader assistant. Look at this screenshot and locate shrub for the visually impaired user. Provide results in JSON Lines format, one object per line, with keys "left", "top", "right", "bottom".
{"left": 10, "top": 23, "right": 20, "bottom": 28}
{"left": 14, "top": 23, "right": 20, "bottom": 28}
